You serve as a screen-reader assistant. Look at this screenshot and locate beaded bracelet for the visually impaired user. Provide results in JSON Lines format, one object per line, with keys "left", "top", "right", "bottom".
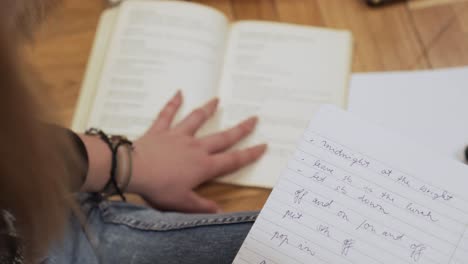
{"left": 85, "top": 128, "right": 134, "bottom": 201}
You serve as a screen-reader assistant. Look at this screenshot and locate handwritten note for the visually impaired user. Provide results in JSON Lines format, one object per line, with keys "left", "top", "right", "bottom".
{"left": 233, "top": 105, "right": 468, "bottom": 264}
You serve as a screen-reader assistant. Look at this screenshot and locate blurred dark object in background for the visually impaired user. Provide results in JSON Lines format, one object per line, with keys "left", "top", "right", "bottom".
{"left": 366, "top": 0, "right": 408, "bottom": 7}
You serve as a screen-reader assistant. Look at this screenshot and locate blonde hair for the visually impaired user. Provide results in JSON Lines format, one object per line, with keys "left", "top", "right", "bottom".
{"left": 0, "top": 0, "right": 75, "bottom": 262}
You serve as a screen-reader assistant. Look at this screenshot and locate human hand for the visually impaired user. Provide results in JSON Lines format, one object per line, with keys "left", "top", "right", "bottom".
{"left": 127, "top": 91, "right": 267, "bottom": 213}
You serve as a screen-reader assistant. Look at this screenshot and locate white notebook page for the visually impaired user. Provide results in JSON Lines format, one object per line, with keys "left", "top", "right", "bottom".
{"left": 234, "top": 105, "right": 468, "bottom": 264}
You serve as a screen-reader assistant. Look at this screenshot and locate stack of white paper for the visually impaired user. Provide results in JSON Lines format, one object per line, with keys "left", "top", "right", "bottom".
{"left": 348, "top": 67, "right": 468, "bottom": 162}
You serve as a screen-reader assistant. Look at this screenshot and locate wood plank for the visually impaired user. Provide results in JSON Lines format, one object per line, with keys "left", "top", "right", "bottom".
{"left": 410, "top": 2, "right": 468, "bottom": 67}
{"left": 408, "top": 0, "right": 468, "bottom": 10}
{"left": 407, "top": 4, "right": 454, "bottom": 46}
{"left": 317, "top": 0, "right": 429, "bottom": 71}
{"left": 274, "top": 0, "right": 324, "bottom": 26}
{"left": 454, "top": 2, "right": 468, "bottom": 32}
{"left": 230, "top": 0, "right": 278, "bottom": 20}
{"left": 26, "top": 1, "right": 106, "bottom": 126}
{"left": 197, "top": 183, "right": 271, "bottom": 211}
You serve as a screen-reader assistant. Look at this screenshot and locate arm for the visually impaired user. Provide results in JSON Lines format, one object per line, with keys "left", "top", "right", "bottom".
{"left": 78, "top": 91, "right": 267, "bottom": 213}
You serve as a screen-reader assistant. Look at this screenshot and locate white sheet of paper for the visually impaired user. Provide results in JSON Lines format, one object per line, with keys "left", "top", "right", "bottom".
{"left": 348, "top": 67, "right": 468, "bottom": 162}
{"left": 234, "top": 105, "right": 468, "bottom": 264}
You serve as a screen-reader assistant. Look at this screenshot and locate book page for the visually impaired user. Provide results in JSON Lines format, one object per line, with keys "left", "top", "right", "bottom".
{"left": 217, "top": 22, "right": 352, "bottom": 187}
{"left": 234, "top": 105, "right": 468, "bottom": 264}
{"left": 348, "top": 67, "right": 468, "bottom": 162}
{"left": 87, "top": 0, "right": 228, "bottom": 139}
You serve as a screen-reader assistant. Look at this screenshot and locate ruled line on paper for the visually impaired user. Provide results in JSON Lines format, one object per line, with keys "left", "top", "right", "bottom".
{"left": 291, "top": 148, "right": 467, "bottom": 232}
{"left": 266, "top": 194, "right": 444, "bottom": 264}
{"left": 267, "top": 183, "right": 452, "bottom": 264}
{"left": 279, "top": 164, "right": 468, "bottom": 263}
{"left": 233, "top": 106, "right": 468, "bottom": 264}
{"left": 448, "top": 225, "right": 468, "bottom": 263}
{"left": 305, "top": 130, "right": 468, "bottom": 211}
{"left": 240, "top": 245, "right": 281, "bottom": 264}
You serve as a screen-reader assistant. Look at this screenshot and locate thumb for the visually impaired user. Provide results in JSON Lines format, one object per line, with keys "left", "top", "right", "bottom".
{"left": 184, "top": 191, "right": 222, "bottom": 214}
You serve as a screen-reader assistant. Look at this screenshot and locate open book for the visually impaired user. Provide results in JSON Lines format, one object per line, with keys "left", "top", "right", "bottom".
{"left": 72, "top": 0, "right": 353, "bottom": 188}
{"left": 235, "top": 105, "right": 468, "bottom": 263}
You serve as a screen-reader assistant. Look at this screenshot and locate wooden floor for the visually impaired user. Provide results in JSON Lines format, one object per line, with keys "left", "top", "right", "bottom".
{"left": 28, "top": 0, "right": 468, "bottom": 212}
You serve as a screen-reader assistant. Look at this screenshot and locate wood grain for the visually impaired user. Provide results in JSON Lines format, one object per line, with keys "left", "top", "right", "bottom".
{"left": 410, "top": 2, "right": 468, "bottom": 67}
{"left": 231, "top": 0, "right": 278, "bottom": 20}
{"left": 408, "top": 0, "right": 468, "bottom": 10}
{"left": 275, "top": 0, "right": 324, "bottom": 26}
{"left": 28, "top": 0, "right": 468, "bottom": 212}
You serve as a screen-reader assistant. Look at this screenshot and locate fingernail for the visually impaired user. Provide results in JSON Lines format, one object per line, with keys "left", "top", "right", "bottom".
{"left": 259, "top": 145, "right": 268, "bottom": 157}
{"left": 206, "top": 98, "right": 219, "bottom": 112}
{"left": 172, "top": 90, "right": 181, "bottom": 102}
{"left": 211, "top": 98, "right": 219, "bottom": 106}
{"left": 246, "top": 116, "right": 258, "bottom": 127}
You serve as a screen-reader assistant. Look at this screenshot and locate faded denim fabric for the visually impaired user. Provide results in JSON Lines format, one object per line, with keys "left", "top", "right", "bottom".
{"left": 44, "top": 194, "right": 257, "bottom": 264}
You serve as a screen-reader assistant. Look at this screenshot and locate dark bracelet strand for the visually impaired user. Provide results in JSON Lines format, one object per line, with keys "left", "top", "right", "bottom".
{"left": 85, "top": 128, "right": 126, "bottom": 201}
{"left": 110, "top": 139, "right": 133, "bottom": 202}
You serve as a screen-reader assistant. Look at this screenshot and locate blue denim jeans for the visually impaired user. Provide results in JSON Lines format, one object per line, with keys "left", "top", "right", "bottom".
{"left": 44, "top": 194, "right": 257, "bottom": 264}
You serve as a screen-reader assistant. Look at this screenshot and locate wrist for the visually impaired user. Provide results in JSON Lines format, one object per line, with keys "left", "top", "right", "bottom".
{"left": 125, "top": 145, "right": 147, "bottom": 195}
{"left": 107, "top": 138, "right": 134, "bottom": 195}
{"left": 81, "top": 129, "right": 135, "bottom": 200}
{"left": 79, "top": 135, "right": 112, "bottom": 192}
